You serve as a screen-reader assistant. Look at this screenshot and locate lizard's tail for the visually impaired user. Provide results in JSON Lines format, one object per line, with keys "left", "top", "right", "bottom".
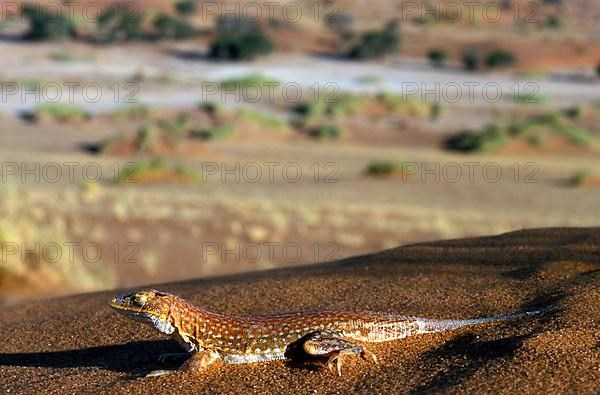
{"left": 416, "top": 310, "right": 541, "bottom": 334}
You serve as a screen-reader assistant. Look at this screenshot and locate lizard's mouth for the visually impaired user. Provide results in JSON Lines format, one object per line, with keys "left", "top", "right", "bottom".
{"left": 110, "top": 296, "right": 136, "bottom": 311}
{"left": 109, "top": 295, "right": 146, "bottom": 317}
{"left": 109, "top": 295, "right": 175, "bottom": 334}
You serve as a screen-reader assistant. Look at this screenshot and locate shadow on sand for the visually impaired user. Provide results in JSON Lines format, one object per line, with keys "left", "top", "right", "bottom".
{"left": 0, "top": 339, "right": 182, "bottom": 376}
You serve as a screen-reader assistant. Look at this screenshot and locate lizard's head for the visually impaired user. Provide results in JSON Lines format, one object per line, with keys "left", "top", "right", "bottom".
{"left": 109, "top": 289, "right": 177, "bottom": 335}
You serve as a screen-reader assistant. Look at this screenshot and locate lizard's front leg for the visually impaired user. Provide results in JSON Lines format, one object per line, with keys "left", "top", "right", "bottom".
{"left": 301, "top": 330, "right": 378, "bottom": 376}
{"left": 179, "top": 349, "right": 220, "bottom": 373}
{"left": 146, "top": 350, "right": 220, "bottom": 377}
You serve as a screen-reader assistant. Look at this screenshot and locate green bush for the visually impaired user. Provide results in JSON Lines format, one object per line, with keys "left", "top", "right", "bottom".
{"left": 159, "top": 113, "right": 189, "bottom": 137}
{"left": 446, "top": 108, "right": 595, "bottom": 152}
{"left": 219, "top": 74, "right": 279, "bottom": 91}
{"left": 111, "top": 105, "right": 152, "bottom": 120}
{"left": 116, "top": 158, "right": 200, "bottom": 184}
{"left": 239, "top": 110, "right": 288, "bottom": 131}
{"left": 563, "top": 127, "right": 591, "bottom": 147}
{"left": 199, "top": 102, "right": 221, "bottom": 116}
{"left": 136, "top": 126, "right": 158, "bottom": 152}
{"left": 309, "top": 124, "right": 342, "bottom": 140}
{"left": 427, "top": 49, "right": 448, "bottom": 67}
{"left": 445, "top": 125, "right": 509, "bottom": 152}
{"left": 512, "top": 91, "right": 548, "bottom": 104}
{"left": 21, "top": 3, "right": 76, "bottom": 41}
{"left": 570, "top": 169, "right": 590, "bottom": 187}
{"left": 191, "top": 124, "right": 235, "bottom": 140}
{"left": 596, "top": 63, "right": 600, "bottom": 79}
{"left": 462, "top": 49, "right": 479, "bottom": 71}
{"left": 545, "top": 16, "right": 563, "bottom": 29}
{"left": 365, "top": 160, "right": 408, "bottom": 176}
{"left": 28, "top": 104, "right": 89, "bottom": 122}
{"left": 97, "top": 6, "right": 144, "bottom": 42}
{"left": 347, "top": 20, "right": 400, "bottom": 60}
{"left": 175, "top": 0, "right": 197, "bottom": 16}
{"left": 565, "top": 106, "right": 582, "bottom": 118}
{"left": 209, "top": 19, "right": 274, "bottom": 61}
{"left": 430, "top": 103, "right": 442, "bottom": 120}
{"left": 153, "top": 13, "right": 196, "bottom": 39}
{"left": 485, "top": 50, "right": 517, "bottom": 69}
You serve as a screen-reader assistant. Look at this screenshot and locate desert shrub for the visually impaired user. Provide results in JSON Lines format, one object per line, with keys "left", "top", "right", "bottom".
{"left": 375, "top": 91, "right": 431, "bottom": 117}
{"left": 209, "top": 18, "right": 274, "bottom": 61}
{"left": 153, "top": 13, "right": 196, "bottom": 39}
{"left": 117, "top": 158, "right": 201, "bottom": 184}
{"left": 293, "top": 94, "right": 364, "bottom": 127}
{"left": 570, "top": 169, "right": 590, "bottom": 187}
{"left": 462, "top": 49, "right": 479, "bottom": 71}
{"left": 365, "top": 160, "right": 409, "bottom": 176}
{"left": 562, "top": 127, "right": 591, "bottom": 147}
{"left": 427, "top": 49, "right": 448, "bottom": 67}
{"left": 309, "top": 124, "right": 342, "bottom": 140}
{"left": 445, "top": 124, "right": 509, "bottom": 152}
{"left": 191, "top": 124, "right": 235, "bottom": 140}
{"left": 175, "top": 0, "right": 197, "bottom": 16}
{"left": 294, "top": 100, "right": 327, "bottom": 121}
{"left": 527, "top": 134, "right": 545, "bottom": 147}
{"left": 174, "top": 164, "right": 202, "bottom": 182}
{"left": 446, "top": 109, "right": 595, "bottom": 152}
{"left": 430, "top": 103, "right": 442, "bottom": 120}
{"left": 159, "top": 113, "right": 189, "bottom": 137}
{"left": 118, "top": 157, "right": 161, "bottom": 181}
{"left": 347, "top": 20, "right": 400, "bottom": 60}
{"left": 545, "top": 16, "right": 563, "bottom": 29}
{"left": 97, "top": 6, "right": 144, "bottom": 42}
{"left": 219, "top": 74, "right": 280, "bottom": 91}
{"left": 199, "top": 102, "right": 221, "bottom": 116}
{"left": 485, "top": 50, "right": 517, "bottom": 68}
{"left": 136, "top": 126, "right": 158, "bottom": 152}
{"left": 565, "top": 106, "right": 582, "bottom": 118}
{"left": 117, "top": 157, "right": 202, "bottom": 183}
{"left": 27, "top": 104, "right": 89, "bottom": 122}
{"left": 111, "top": 105, "right": 152, "bottom": 120}
{"left": 21, "top": 3, "right": 75, "bottom": 41}
{"left": 239, "top": 110, "right": 288, "bottom": 131}
{"left": 512, "top": 91, "right": 548, "bottom": 104}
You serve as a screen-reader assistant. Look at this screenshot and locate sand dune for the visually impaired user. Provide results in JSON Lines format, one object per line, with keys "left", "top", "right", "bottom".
{"left": 0, "top": 227, "right": 598, "bottom": 394}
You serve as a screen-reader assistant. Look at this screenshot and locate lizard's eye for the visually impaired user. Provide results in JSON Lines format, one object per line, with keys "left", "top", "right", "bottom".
{"left": 134, "top": 293, "right": 149, "bottom": 305}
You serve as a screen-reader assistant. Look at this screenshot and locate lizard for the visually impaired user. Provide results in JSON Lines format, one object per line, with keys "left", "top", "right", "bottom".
{"left": 109, "top": 288, "right": 540, "bottom": 377}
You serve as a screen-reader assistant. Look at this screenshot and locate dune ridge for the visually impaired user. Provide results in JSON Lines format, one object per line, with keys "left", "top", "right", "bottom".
{"left": 0, "top": 227, "right": 598, "bottom": 394}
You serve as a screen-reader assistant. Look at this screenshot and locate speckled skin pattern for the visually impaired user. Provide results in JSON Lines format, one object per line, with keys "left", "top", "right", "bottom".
{"left": 109, "top": 289, "right": 536, "bottom": 375}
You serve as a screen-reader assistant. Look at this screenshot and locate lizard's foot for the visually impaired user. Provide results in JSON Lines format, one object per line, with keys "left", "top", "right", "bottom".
{"left": 302, "top": 330, "right": 378, "bottom": 376}
{"left": 145, "top": 369, "right": 176, "bottom": 378}
{"left": 178, "top": 350, "right": 220, "bottom": 374}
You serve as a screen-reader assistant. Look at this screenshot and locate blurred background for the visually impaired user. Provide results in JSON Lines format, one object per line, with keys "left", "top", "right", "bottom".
{"left": 0, "top": 0, "right": 599, "bottom": 303}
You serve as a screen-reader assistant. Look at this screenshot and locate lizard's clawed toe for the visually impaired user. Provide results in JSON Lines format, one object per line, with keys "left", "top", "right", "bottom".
{"left": 362, "top": 349, "right": 378, "bottom": 364}
{"left": 326, "top": 354, "right": 345, "bottom": 376}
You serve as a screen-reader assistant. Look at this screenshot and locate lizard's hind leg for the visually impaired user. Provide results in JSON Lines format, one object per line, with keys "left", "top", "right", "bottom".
{"left": 302, "top": 330, "right": 378, "bottom": 376}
